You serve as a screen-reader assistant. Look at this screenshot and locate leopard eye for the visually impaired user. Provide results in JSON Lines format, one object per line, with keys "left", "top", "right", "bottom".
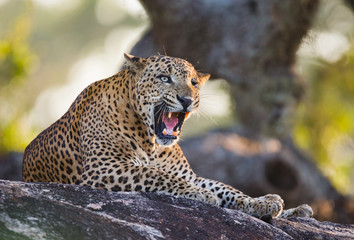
{"left": 157, "top": 75, "right": 172, "bottom": 83}
{"left": 191, "top": 78, "right": 198, "bottom": 87}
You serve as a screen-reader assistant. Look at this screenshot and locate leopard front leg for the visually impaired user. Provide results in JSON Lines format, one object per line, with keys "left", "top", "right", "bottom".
{"left": 195, "top": 177, "right": 314, "bottom": 218}
{"left": 154, "top": 146, "right": 283, "bottom": 218}
{"left": 195, "top": 178, "right": 284, "bottom": 218}
{"left": 154, "top": 145, "right": 311, "bottom": 218}
{"left": 79, "top": 163, "right": 218, "bottom": 205}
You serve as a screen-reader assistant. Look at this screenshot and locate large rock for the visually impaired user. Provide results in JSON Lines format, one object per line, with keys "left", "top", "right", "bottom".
{"left": 0, "top": 180, "right": 352, "bottom": 239}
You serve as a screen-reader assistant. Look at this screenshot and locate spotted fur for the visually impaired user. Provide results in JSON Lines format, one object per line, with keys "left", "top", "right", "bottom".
{"left": 22, "top": 54, "right": 312, "bottom": 219}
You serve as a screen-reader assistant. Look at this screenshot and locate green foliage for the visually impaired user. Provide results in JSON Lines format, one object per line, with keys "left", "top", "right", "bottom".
{"left": 0, "top": 4, "right": 34, "bottom": 85}
{"left": 294, "top": 44, "right": 354, "bottom": 195}
{"left": 0, "top": 3, "right": 36, "bottom": 153}
{"left": 1, "top": 118, "right": 36, "bottom": 153}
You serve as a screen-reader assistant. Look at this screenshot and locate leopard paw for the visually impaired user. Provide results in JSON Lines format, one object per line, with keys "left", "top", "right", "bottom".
{"left": 280, "top": 204, "right": 313, "bottom": 218}
{"left": 251, "top": 194, "right": 284, "bottom": 218}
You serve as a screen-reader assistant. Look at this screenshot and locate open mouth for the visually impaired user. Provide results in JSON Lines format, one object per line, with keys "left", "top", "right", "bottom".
{"left": 154, "top": 104, "right": 190, "bottom": 140}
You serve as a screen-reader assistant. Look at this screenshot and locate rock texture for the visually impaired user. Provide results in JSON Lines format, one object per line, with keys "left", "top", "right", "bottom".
{"left": 0, "top": 180, "right": 352, "bottom": 240}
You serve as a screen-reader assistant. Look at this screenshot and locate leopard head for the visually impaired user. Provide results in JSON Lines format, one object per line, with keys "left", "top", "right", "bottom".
{"left": 124, "top": 53, "right": 210, "bottom": 146}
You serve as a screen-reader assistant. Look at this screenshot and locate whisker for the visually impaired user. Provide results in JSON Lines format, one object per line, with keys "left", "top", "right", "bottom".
{"left": 194, "top": 109, "right": 201, "bottom": 119}
{"left": 199, "top": 94, "right": 220, "bottom": 98}
{"left": 195, "top": 108, "right": 219, "bottom": 126}
{"left": 199, "top": 102, "right": 222, "bottom": 110}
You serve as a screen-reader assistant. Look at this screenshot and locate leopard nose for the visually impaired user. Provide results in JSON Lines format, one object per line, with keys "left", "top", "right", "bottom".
{"left": 177, "top": 95, "right": 193, "bottom": 111}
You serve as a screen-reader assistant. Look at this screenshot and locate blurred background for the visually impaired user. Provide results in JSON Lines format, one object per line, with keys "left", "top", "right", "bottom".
{"left": 0, "top": 0, "right": 353, "bottom": 222}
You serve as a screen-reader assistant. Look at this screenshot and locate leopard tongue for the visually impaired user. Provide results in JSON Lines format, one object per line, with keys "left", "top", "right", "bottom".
{"left": 162, "top": 112, "right": 179, "bottom": 136}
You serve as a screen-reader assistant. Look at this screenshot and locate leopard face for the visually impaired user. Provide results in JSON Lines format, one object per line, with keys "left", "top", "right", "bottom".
{"left": 125, "top": 54, "right": 210, "bottom": 146}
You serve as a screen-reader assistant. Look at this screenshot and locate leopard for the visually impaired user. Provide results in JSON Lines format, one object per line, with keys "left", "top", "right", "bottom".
{"left": 22, "top": 53, "right": 313, "bottom": 219}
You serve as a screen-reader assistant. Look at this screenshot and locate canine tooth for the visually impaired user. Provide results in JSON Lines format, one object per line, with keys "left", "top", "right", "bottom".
{"left": 163, "top": 129, "right": 167, "bottom": 135}
{"left": 168, "top": 112, "right": 172, "bottom": 118}
{"left": 172, "top": 131, "right": 179, "bottom": 136}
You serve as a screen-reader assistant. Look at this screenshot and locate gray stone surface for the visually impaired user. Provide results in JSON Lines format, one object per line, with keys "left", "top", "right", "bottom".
{"left": 0, "top": 180, "right": 353, "bottom": 240}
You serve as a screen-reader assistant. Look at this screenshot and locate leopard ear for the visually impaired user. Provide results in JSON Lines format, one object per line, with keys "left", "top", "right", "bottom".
{"left": 124, "top": 53, "right": 147, "bottom": 72}
{"left": 197, "top": 72, "right": 210, "bottom": 85}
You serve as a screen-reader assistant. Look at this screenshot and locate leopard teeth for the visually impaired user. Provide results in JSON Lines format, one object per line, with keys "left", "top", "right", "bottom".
{"left": 163, "top": 128, "right": 167, "bottom": 136}
{"left": 168, "top": 112, "right": 172, "bottom": 118}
